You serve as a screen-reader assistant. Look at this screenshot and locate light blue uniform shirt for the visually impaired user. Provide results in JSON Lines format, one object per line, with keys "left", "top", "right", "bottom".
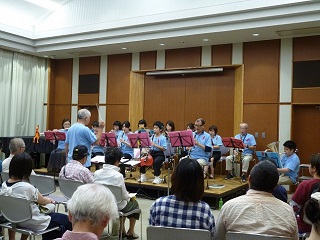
{"left": 211, "top": 134, "right": 223, "bottom": 151}
{"left": 57, "top": 129, "right": 68, "bottom": 150}
{"left": 234, "top": 133, "right": 256, "bottom": 155}
{"left": 118, "top": 132, "right": 134, "bottom": 158}
{"left": 65, "top": 123, "right": 97, "bottom": 167}
{"left": 190, "top": 131, "right": 212, "bottom": 161}
{"left": 281, "top": 152, "right": 300, "bottom": 183}
{"left": 150, "top": 134, "right": 167, "bottom": 152}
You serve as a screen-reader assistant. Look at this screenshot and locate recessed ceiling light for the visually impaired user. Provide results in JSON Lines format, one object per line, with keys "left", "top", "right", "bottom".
{"left": 253, "top": 33, "right": 260, "bottom": 37}
{"left": 179, "top": 41, "right": 187, "bottom": 44}
{"left": 203, "top": 39, "right": 209, "bottom": 42}
{"left": 43, "top": 55, "right": 48, "bottom": 58}
{"left": 159, "top": 43, "right": 165, "bottom": 46}
{"left": 121, "top": 47, "right": 127, "bottom": 50}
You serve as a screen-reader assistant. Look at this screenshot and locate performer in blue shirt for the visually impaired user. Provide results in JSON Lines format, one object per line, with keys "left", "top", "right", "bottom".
{"left": 208, "top": 125, "right": 223, "bottom": 179}
{"left": 225, "top": 123, "right": 256, "bottom": 182}
{"left": 189, "top": 118, "right": 212, "bottom": 178}
{"left": 278, "top": 140, "right": 300, "bottom": 184}
{"left": 139, "top": 121, "right": 167, "bottom": 184}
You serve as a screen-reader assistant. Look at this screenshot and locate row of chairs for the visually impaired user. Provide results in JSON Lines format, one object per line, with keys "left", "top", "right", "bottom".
{"left": 0, "top": 173, "right": 142, "bottom": 240}
{"left": 146, "top": 226, "right": 293, "bottom": 240}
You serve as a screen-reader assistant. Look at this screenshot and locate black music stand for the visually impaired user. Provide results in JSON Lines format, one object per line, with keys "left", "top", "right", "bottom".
{"left": 166, "top": 131, "right": 195, "bottom": 192}
{"left": 221, "top": 137, "right": 245, "bottom": 183}
{"left": 44, "top": 131, "right": 66, "bottom": 179}
{"left": 127, "top": 132, "right": 152, "bottom": 198}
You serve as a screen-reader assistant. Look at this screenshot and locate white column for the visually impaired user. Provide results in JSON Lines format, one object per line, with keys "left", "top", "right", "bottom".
{"left": 279, "top": 38, "right": 293, "bottom": 144}
{"left": 156, "top": 50, "right": 165, "bottom": 69}
{"left": 72, "top": 58, "right": 79, "bottom": 104}
{"left": 100, "top": 55, "right": 107, "bottom": 104}
{"left": 132, "top": 52, "right": 140, "bottom": 71}
{"left": 201, "top": 46, "right": 211, "bottom": 66}
{"left": 232, "top": 43, "right": 243, "bottom": 64}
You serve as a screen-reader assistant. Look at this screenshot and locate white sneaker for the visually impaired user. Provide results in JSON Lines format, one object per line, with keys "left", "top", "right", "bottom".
{"left": 138, "top": 174, "right": 147, "bottom": 182}
{"left": 152, "top": 176, "right": 162, "bottom": 184}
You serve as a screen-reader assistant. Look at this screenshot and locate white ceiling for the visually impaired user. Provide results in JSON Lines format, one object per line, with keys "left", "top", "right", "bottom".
{"left": 0, "top": 0, "right": 319, "bottom": 59}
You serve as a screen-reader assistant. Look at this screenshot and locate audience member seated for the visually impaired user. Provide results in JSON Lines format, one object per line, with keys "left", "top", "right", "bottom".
{"left": 94, "top": 147, "right": 140, "bottom": 239}
{"left": 0, "top": 152, "right": 72, "bottom": 240}
{"left": 47, "top": 118, "right": 70, "bottom": 173}
{"left": 149, "top": 157, "right": 215, "bottom": 238}
{"left": 214, "top": 160, "right": 298, "bottom": 240}
{"left": 55, "top": 183, "right": 118, "bottom": 240}
{"left": 303, "top": 192, "right": 320, "bottom": 240}
{"left": 2, "top": 138, "right": 35, "bottom": 175}
{"left": 278, "top": 140, "right": 300, "bottom": 185}
{"left": 291, "top": 153, "right": 320, "bottom": 234}
{"left": 59, "top": 145, "right": 94, "bottom": 183}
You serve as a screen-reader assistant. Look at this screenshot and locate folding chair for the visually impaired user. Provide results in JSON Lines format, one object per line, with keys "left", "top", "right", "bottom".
{"left": 225, "top": 231, "right": 293, "bottom": 240}
{"left": 146, "top": 226, "right": 211, "bottom": 240}
{"left": 0, "top": 172, "right": 9, "bottom": 183}
{"left": 29, "top": 174, "right": 67, "bottom": 211}
{"left": 103, "top": 184, "right": 142, "bottom": 240}
{"left": 57, "top": 178, "right": 83, "bottom": 212}
{"left": 0, "top": 195, "right": 60, "bottom": 240}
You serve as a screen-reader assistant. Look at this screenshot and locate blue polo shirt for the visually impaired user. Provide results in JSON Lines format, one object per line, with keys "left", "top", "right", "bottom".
{"left": 118, "top": 132, "right": 134, "bottom": 158}
{"left": 281, "top": 152, "right": 300, "bottom": 183}
{"left": 150, "top": 134, "right": 167, "bottom": 152}
{"left": 212, "top": 134, "right": 223, "bottom": 151}
{"left": 190, "top": 131, "right": 212, "bottom": 161}
{"left": 65, "top": 123, "right": 97, "bottom": 167}
{"left": 234, "top": 133, "right": 256, "bottom": 154}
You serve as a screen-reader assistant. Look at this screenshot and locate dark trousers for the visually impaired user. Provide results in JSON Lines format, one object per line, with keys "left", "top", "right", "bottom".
{"left": 120, "top": 153, "right": 132, "bottom": 177}
{"left": 140, "top": 151, "right": 165, "bottom": 176}
{"left": 42, "top": 213, "right": 72, "bottom": 240}
{"left": 212, "top": 151, "right": 222, "bottom": 168}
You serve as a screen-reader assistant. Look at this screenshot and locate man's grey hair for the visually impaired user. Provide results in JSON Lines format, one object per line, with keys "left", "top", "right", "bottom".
{"left": 67, "top": 183, "right": 118, "bottom": 226}
{"left": 77, "top": 109, "right": 91, "bottom": 120}
{"left": 9, "top": 138, "right": 25, "bottom": 154}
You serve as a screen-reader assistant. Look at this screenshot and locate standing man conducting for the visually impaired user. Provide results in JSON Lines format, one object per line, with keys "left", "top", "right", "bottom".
{"left": 225, "top": 123, "right": 256, "bottom": 182}
{"left": 65, "top": 109, "right": 104, "bottom": 168}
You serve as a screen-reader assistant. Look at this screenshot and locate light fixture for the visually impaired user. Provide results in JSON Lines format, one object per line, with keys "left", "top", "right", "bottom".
{"left": 159, "top": 43, "right": 165, "bottom": 46}
{"left": 146, "top": 68, "right": 223, "bottom": 76}
{"left": 121, "top": 47, "right": 127, "bottom": 50}
{"left": 253, "top": 33, "right": 260, "bottom": 37}
{"left": 203, "top": 39, "right": 209, "bottom": 42}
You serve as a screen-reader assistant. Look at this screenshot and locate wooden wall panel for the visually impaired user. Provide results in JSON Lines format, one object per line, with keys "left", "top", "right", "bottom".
{"left": 293, "top": 35, "right": 320, "bottom": 61}
{"left": 48, "top": 105, "right": 71, "bottom": 130}
{"left": 243, "top": 103, "right": 278, "bottom": 151}
{"left": 129, "top": 72, "right": 144, "bottom": 130}
{"left": 292, "top": 105, "right": 320, "bottom": 164}
{"left": 106, "top": 104, "right": 129, "bottom": 131}
{"left": 292, "top": 88, "right": 320, "bottom": 104}
{"left": 165, "top": 47, "right": 201, "bottom": 69}
{"left": 144, "top": 75, "right": 186, "bottom": 130}
{"left": 78, "top": 94, "right": 99, "bottom": 105}
{"left": 140, "top": 51, "right": 156, "bottom": 70}
{"left": 185, "top": 71, "right": 234, "bottom": 137}
{"left": 49, "top": 59, "right": 72, "bottom": 105}
{"left": 243, "top": 40, "right": 280, "bottom": 103}
{"left": 212, "top": 44, "right": 232, "bottom": 65}
{"left": 143, "top": 69, "right": 235, "bottom": 135}
{"left": 48, "top": 59, "right": 73, "bottom": 130}
{"left": 107, "top": 54, "right": 131, "bottom": 104}
{"left": 79, "top": 56, "right": 100, "bottom": 74}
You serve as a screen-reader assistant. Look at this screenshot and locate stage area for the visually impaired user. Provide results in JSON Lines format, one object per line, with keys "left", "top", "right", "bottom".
{"left": 34, "top": 167, "right": 248, "bottom": 208}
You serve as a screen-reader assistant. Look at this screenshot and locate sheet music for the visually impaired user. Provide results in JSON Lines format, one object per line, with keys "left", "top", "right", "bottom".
{"left": 120, "top": 159, "right": 141, "bottom": 166}
{"left": 91, "top": 155, "right": 105, "bottom": 163}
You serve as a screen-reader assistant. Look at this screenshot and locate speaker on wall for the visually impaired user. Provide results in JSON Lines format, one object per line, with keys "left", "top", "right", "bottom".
{"left": 79, "top": 74, "right": 99, "bottom": 94}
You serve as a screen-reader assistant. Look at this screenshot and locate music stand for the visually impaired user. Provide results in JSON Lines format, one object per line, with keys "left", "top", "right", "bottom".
{"left": 221, "top": 137, "right": 245, "bottom": 183}
{"left": 127, "top": 132, "right": 152, "bottom": 198}
{"left": 165, "top": 131, "right": 195, "bottom": 193}
{"left": 44, "top": 131, "right": 66, "bottom": 179}
{"left": 105, "top": 133, "right": 118, "bottom": 147}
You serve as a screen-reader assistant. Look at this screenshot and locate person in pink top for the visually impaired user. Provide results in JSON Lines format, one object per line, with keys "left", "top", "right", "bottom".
{"left": 56, "top": 183, "right": 118, "bottom": 240}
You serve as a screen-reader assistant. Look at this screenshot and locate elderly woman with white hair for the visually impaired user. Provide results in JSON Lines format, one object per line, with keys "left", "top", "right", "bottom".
{"left": 56, "top": 183, "right": 118, "bottom": 240}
